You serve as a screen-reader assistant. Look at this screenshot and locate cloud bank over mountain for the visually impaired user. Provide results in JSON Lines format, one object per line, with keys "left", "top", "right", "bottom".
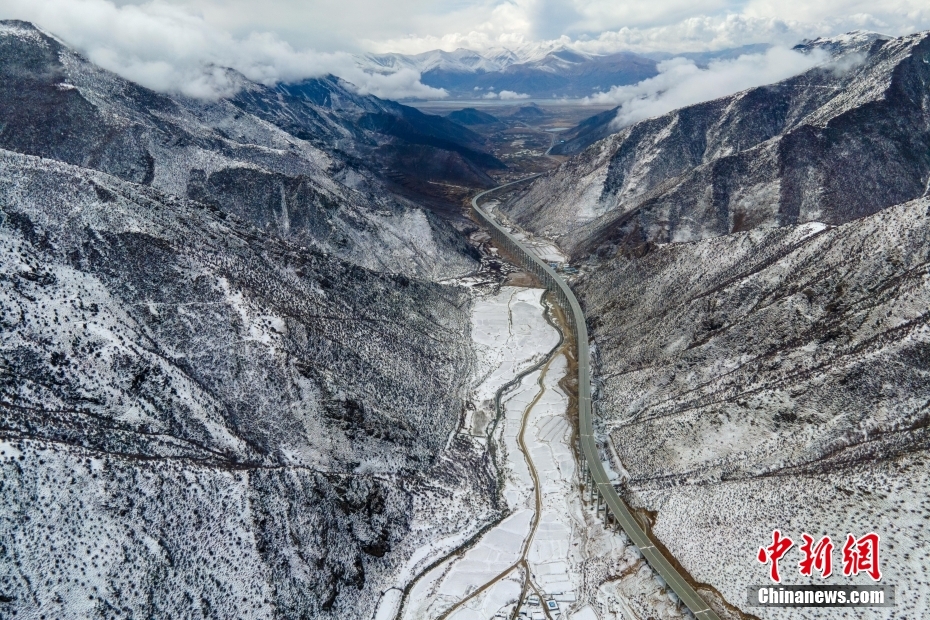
{"left": 587, "top": 46, "right": 831, "bottom": 127}
{"left": 1, "top": 0, "right": 928, "bottom": 100}
{"left": 362, "top": 0, "right": 929, "bottom": 54}
{"left": 0, "top": 0, "right": 448, "bottom": 99}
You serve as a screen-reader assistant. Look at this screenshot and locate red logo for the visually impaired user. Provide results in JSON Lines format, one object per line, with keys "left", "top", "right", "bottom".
{"left": 758, "top": 530, "right": 794, "bottom": 583}
{"left": 799, "top": 534, "right": 833, "bottom": 578}
{"left": 758, "top": 530, "right": 882, "bottom": 582}
{"left": 842, "top": 533, "right": 882, "bottom": 581}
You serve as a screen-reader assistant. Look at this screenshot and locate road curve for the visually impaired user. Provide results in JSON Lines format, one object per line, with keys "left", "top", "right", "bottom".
{"left": 472, "top": 179, "right": 723, "bottom": 620}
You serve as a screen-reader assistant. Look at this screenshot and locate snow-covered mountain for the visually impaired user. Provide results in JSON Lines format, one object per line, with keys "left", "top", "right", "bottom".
{"left": 0, "top": 145, "right": 501, "bottom": 619}
{"left": 359, "top": 44, "right": 659, "bottom": 99}
{"left": 0, "top": 19, "right": 502, "bottom": 619}
{"left": 0, "top": 20, "right": 503, "bottom": 242}
{"left": 496, "top": 28, "right": 930, "bottom": 616}
{"left": 357, "top": 43, "right": 792, "bottom": 101}
{"left": 359, "top": 42, "right": 561, "bottom": 76}
{"left": 362, "top": 47, "right": 520, "bottom": 75}
{"left": 5, "top": 15, "right": 930, "bottom": 618}
{"left": 504, "top": 30, "right": 930, "bottom": 257}
{"left": 578, "top": 195, "right": 930, "bottom": 617}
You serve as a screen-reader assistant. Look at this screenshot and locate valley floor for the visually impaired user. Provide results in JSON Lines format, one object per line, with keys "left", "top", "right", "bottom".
{"left": 381, "top": 287, "right": 696, "bottom": 620}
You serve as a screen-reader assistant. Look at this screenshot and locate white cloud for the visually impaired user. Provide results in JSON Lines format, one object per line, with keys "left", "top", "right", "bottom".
{"left": 570, "top": 14, "right": 812, "bottom": 54}
{"left": 363, "top": 1, "right": 930, "bottom": 56}
{"left": 2, "top": 0, "right": 928, "bottom": 101}
{"left": 0, "top": 0, "right": 446, "bottom": 99}
{"left": 342, "top": 67, "right": 448, "bottom": 100}
{"left": 583, "top": 46, "right": 830, "bottom": 128}
{"left": 482, "top": 89, "right": 531, "bottom": 99}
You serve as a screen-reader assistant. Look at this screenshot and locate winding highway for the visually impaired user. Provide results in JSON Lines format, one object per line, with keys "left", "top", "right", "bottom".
{"left": 472, "top": 180, "right": 723, "bottom": 620}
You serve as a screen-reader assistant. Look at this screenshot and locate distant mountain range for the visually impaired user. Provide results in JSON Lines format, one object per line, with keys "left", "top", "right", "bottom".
{"left": 358, "top": 44, "right": 771, "bottom": 100}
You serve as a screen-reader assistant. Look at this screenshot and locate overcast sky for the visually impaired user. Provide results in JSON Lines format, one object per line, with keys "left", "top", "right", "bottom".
{"left": 1, "top": 0, "right": 928, "bottom": 100}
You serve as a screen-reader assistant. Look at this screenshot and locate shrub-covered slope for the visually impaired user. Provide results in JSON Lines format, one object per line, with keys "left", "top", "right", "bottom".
{"left": 0, "top": 126, "right": 492, "bottom": 619}
{"left": 578, "top": 196, "right": 930, "bottom": 616}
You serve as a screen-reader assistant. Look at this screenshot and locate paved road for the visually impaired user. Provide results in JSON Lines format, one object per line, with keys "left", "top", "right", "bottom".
{"left": 472, "top": 180, "right": 723, "bottom": 620}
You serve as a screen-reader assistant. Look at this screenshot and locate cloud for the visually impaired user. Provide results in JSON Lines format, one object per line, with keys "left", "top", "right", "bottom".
{"left": 583, "top": 46, "right": 829, "bottom": 128}
{"left": 482, "top": 89, "right": 531, "bottom": 100}
{"left": 828, "top": 51, "right": 867, "bottom": 75}
{"left": 570, "top": 14, "right": 813, "bottom": 55}
{"left": 342, "top": 67, "right": 448, "bottom": 100}
{"left": 0, "top": 0, "right": 446, "bottom": 100}
{"left": 363, "top": 1, "right": 930, "bottom": 56}
{"left": 2, "top": 0, "right": 928, "bottom": 100}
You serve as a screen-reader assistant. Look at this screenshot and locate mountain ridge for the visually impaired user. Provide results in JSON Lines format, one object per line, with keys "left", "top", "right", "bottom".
{"left": 0, "top": 20, "right": 505, "bottom": 619}
{"left": 0, "top": 19, "right": 500, "bottom": 255}
{"left": 502, "top": 29, "right": 930, "bottom": 259}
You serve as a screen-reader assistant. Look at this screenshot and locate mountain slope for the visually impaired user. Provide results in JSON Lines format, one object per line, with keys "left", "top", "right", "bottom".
{"left": 0, "top": 20, "right": 487, "bottom": 276}
{"left": 232, "top": 76, "right": 506, "bottom": 199}
{"left": 577, "top": 195, "right": 930, "bottom": 615}
{"left": 0, "top": 147, "right": 497, "bottom": 619}
{"left": 0, "top": 19, "right": 505, "bottom": 620}
{"left": 445, "top": 107, "right": 501, "bottom": 125}
{"left": 549, "top": 34, "right": 887, "bottom": 157}
{"left": 504, "top": 30, "right": 930, "bottom": 259}
{"left": 490, "top": 27, "right": 930, "bottom": 617}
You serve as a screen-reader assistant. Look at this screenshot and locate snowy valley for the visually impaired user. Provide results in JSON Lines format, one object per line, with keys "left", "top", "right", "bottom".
{"left": 0, "top": 12, "right": 928, "bottom": 620}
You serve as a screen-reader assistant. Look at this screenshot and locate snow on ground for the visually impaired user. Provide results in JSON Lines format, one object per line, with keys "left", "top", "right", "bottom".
{"left": 525, "top": 354, "right": 585, "bottom": 595}
{"left": 435, "top": 509, "right": 532, "bottom": 599}
{"left": 448, "top": 572, "right": 525, "bottom": 620}
{"left": 373, "top": 590, "right": 403, "bottom": 620}
{"left": 519, "top": 236, "right": 568, "bottom": 265}
{"left": 400, "top": 287, "right": 556, "bottom": 619}
{"left": 484, "top": 200, "right": 570, "bottom": 267}
{"left": 571, "top": 605, "right": 599, "bottom": 620}
{"left": 514, "top": 353, "right": 690, "bottom": 620}
{"left": 468, "top": 287, "right": 561, "bottom": 435}
{"left": 391, "top": 284, "right": 696, "bottom": 620}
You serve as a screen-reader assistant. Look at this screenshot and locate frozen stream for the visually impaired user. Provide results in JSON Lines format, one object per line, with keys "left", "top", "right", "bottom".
{"left": 396, "top": 287, "right": 602, "bottom": 620}
{"left": 375, "top": 286, "right": 688, "bottom": 620}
